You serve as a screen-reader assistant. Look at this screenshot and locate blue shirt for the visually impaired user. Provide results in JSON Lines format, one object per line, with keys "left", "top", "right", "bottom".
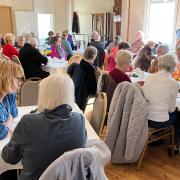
{"left": 0, "top": 93, "right": 18, "bottom": 140}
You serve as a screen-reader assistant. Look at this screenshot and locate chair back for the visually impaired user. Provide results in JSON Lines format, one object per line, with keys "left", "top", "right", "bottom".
{"left": 20, "top": 78, "right": 41, "bottom": 106}
{"left": 0, "top": 52, "right": 10, "bottom": 61}
{"left": 12, "top": 55, "right": 21, "bottom": 65}
{"left": 90, "top": 92, "right": 107, "bottom": 136}
{"left": 39, "top": 139, "right": 110, "bottom": 180}
{"left": 97, "top": 73, "right": 117, "bottom": 111}
{"left": 68, "top": 55, "right": 82, "bottom": 65}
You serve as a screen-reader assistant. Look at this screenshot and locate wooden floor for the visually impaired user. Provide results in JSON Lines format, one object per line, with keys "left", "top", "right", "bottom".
{"left": 105, "top": 144, "right": 180, "bottom": 180}
{"left": 84, "top": 102, "right": 180, "bottom": 180}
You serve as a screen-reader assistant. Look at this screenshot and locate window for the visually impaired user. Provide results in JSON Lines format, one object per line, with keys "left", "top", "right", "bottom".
{"left": 37, "top": 13, "right": 53, "bottom": 44}
{"left": 146, "top": 0, "right": 177, "bottom": 48}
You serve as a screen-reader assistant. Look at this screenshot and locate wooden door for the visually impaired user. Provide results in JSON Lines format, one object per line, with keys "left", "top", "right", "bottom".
{"left": 0, "top": 7, "right": 13, "bottom": 34}
{"left": 92, "top": 13, "right": 105, "bottom": 38}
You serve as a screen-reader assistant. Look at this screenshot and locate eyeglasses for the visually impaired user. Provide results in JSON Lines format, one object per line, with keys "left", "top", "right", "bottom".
{"left": 15, "top": 77, "right": 24, "bottom": 85}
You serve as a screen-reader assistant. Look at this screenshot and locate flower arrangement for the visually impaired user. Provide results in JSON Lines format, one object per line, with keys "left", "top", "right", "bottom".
{"left": 43, "top": 48, "right": 52, "bottom": 55}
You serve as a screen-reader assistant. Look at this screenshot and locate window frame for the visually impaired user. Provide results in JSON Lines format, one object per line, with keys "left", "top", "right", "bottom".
{"left": 144, "top": 0, "right": 178, "bottom": 48}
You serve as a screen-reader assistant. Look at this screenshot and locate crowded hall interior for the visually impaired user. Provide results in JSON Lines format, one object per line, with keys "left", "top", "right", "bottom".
{"left": 0, "top": 0, "right": 180, "bottom": 179}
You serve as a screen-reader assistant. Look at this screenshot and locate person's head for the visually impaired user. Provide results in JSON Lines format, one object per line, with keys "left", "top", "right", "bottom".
{"left": 3, "top": 33, "right": 15, "bottom": 45}
{"left": 54, "top": 36, "right": 61, "bottom": 46}
{"left": 156, "top": 44, "right": 170, "bottom": 56}
{"left": 28, "top": 37, "right": 38, "bottom": 48}
{"left": 83, "top": 46, "right": 97, "bottom": 63}
{"left": 146, "top": 40, "right": 155, "bottom": 49}
{"left": 135, "top": 31, "right": 144, "bottom": 41}
{"left": 48, "top": 31, "right": 54, "bottom": 37}
{"left": 158, "top": 53, "right": 177, "bottom": 73}
{"left": 30, "top": 32, "right": 36, "bottom": 38}
{"left": 118, "top": 41, "right": 131, "bottom": 50}
{"left": 61, "top": 30, "right": 68, "bottom": 40}
{"left": 92, "top": 31, "right": 101, "bottom": 41}
{"left": 176, "top": 47, "right": 180, "bottom": 62}
{"left": 17, "top": 36, "right": 25, "bottom": 48}
{"left": 139, "top": 45, "right": 152, "bottom": 57}
{"left": 114, "top": 35, "right": 121, "bottom": 44}
{"left": 0, "top": 60, "right": 24, "bottom": 97}
{"left": 115, "top": 50, "right": 133, "bottom": 72}
{"left": 37, "top": 74, "right": 74, "bottom": 112}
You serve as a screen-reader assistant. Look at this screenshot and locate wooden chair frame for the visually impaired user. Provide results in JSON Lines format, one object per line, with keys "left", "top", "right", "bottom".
{"left": 136, "top": 126, "right": 174, "bottom": 170}
{"left": 91, "top": 92, "right": 107, "bottom": 137}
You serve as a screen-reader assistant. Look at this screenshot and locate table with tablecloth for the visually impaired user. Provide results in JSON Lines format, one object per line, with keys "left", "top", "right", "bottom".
{"left": 41, "top": 58, "right": 68, "bottom": 74}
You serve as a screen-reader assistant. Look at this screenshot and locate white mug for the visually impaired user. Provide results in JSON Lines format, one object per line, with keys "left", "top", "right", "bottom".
{"left": 139, "top": 70, "right": 145, "bottom": 79}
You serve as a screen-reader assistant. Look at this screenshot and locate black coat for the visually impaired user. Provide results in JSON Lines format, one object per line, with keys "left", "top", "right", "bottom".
{"left": 19, "top": 43, "right": 49, "bottom": 79}
{"left": 67, "top": 60, "right": 97, "bottom": 111}
{"left": 72, "top": 12, "right": 80, "bottom": 34}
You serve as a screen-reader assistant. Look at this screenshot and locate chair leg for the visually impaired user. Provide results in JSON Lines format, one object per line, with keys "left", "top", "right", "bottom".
{"left": 171, "top": 130, "right": 175, "bottom": 158}
{"left": 136, "top": 141, "right": 148, "bottom": 171}
{"left": 17, "top": 169, "right": 20, "bottom": 180}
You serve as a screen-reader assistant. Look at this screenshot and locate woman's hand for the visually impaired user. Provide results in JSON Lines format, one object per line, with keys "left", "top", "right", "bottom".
{"left": 5, "top": 115, "right": 14, "bottom": 136}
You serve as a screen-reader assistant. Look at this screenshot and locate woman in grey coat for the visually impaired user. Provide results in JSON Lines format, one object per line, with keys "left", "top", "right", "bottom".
{"left": 2, "top": 74, "right": 87, "bottom": 180}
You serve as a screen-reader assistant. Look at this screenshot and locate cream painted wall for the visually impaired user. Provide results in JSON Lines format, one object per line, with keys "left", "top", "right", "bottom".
{"left": 74, "top": 0, "right": 113, "bottom": 35}
{"left": 0, "top": 0, "right": 53, "bottom": 35}
{"left": 33, "top": 0, "right": 53, "bottom": 13}
{"left": 0, "top": 0, "right": 11, "bottom": 6}
{"left": 53, "top": 0, "right": 69, "bottom": 33}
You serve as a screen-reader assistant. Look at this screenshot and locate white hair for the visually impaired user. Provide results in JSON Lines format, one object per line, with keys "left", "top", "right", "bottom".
{"left": 115, "top": 50, "right": 133, "bottom": 67}
{"left": 28, "top": 37, "right": 38, "bottom": 47}
{"left": 38, "top": 74, "right": 75, "bottom": 112}
{"left": 158, "top": 53, "right": 177, "bottom": 73}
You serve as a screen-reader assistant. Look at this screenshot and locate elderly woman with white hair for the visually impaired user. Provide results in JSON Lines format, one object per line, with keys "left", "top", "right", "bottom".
{"left": 19, "top": 37, "right": 49, "bottom": 79}
{"left": 2, "top": 74, "right": 87, "bottom": 180}
{"left": 143, "top": 54, "right": 179, "bottom": 143}
{"left": 68, "top": 46, "right": 98, "bottom": 111}
{"left": 109, "top": 49, "right": 133, "bottom": 84}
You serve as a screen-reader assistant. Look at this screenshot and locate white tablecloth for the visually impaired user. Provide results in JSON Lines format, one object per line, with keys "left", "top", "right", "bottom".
{"left": 0, "top": 104, "right": 101, "bottom": 174}
{"left": 42, "top": 59, "right": 68, "bottom": 74}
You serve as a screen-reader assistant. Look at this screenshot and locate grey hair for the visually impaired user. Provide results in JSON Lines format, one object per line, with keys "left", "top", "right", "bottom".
{"left": 28, "top": 37, "right": 38, "bottom": 47}
{"left": 157, "top": 44, "right": 170, "bottom": 54}
{"left": 158, "top": 53, "right": 177, "bottom": 73}
{"left": 115, "top": 50, "right": 133, "bottom": 67}
{"left": 37, "top": 74, "right": 75, "bottom": 112}
{"left": 83, "top": 46, "right": 97, "bottom": 61}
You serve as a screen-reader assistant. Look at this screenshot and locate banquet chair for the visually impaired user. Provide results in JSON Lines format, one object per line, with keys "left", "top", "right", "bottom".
{"left": 136, "top": 126, "right": 174, "bottom": 170}
{"left": 20, "top": 78, "right": 41, "bottom": 106}
{"left": 12, "top": 55, "right": 22, "bottom": 66}
{"left": 0, "top": 51, "right": 10, "bottom": 61}
{"left": 90, "top": 92, "right": 107, "bottom": 137}
{"left": 39, "top": 139, "right": 110, "bottom": 180}
{"left": 68, "top": 54, "right": 82, "bottom": 65}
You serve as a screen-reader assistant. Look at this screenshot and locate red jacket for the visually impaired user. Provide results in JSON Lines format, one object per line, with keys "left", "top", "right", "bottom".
{"left": 2, "top": 43, "right": 19, "bottom": 60}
